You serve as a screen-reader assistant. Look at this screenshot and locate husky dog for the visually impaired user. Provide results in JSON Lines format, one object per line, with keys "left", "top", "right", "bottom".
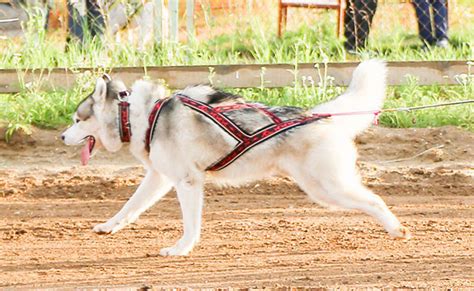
{"left": 61, "top": 60, "right": 411, "bottom": 256}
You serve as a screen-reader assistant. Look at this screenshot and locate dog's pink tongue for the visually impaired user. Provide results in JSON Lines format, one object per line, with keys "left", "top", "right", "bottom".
{"left": 81, "top": 140, "right": 91, "bottom": 166}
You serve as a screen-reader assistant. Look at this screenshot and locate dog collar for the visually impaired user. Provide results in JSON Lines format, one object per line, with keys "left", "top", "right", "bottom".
{"left": 118, "top": 90, "right": 132, "bottom": 143}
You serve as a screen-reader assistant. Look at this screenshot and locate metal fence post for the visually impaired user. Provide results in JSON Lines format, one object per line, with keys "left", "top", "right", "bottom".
{"left": 186, "top": 0, "right": 195, "bottom": 42}
{"left": 154, "top": 0, "right": 163, "bottom": 44}
{"left": 169, "top": 0, "right": 179, "bottom": 43}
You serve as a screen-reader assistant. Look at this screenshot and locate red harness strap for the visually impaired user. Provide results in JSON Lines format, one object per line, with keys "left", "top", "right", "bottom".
{"left": 118, "top": 91, "right": 132, "bottom": 143}
{"left": 145, "top": 94, "right": 326, "bottom": 171}
{"left": 145, "top": 97, "right": 171, "bottom": 152}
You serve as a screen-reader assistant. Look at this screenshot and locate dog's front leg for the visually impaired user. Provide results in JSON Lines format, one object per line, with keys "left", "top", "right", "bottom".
{"left": 159, "top": 176, "right": 204, "bottom": 256}
{"left": 93, "top": 171, "right": 172, "bottom": 234}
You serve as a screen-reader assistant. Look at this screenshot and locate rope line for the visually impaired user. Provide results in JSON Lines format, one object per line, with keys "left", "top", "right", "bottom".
{"left": 383, "top": 99, "right": 474, "bottom": 113}
{"left": 380, "top": 145, "right": 445, "bottom": 163}
{"left": 0, "top": 18, "right": 19, "bottom": 24}
{"left": 315, "top": 99, "right": 474, "bottom": 118}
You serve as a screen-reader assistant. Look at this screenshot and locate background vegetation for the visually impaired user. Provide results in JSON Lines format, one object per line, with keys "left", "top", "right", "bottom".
{"left": 0, "top": 0, "right": 473, "bottom": 138}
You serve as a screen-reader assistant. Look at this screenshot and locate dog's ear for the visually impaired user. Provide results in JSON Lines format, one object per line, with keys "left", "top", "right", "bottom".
{"left": 102, "top": 74, "right": 112, "bottom": 82}
{"left": 76, "top": 97, "right": 94, "bottom": 120}
{"left": 92, "top": 77, "right": 107, "bottom": 102}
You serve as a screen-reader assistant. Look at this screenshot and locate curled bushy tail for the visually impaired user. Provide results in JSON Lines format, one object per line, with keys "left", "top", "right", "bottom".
{"left": 312, "top": 59, "right": 387, "bottom": 138}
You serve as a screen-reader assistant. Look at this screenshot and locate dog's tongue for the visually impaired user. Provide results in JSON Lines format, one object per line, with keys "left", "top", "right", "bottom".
{"left": 81, "top": 137, "right": 92, "bottom": 166}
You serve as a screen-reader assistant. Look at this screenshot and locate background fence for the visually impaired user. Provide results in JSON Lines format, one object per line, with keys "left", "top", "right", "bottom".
{"left": 0, "top": 61, "right": 471, "bottom": 93}
{"left": 1, "top": 0, "right": 469, "bottom": 47}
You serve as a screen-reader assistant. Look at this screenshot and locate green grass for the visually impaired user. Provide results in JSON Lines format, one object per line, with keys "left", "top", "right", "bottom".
{"left": 0, "top": 6, "right": 473, "bottom": 139}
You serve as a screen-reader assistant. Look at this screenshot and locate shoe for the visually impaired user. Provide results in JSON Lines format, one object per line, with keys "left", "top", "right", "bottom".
{"left": 346, "top": 49, "right": 358, "bottom": 55}
{"left": 435, "top": 38, "right": 449, "bottom": 48}
{"left": 344, "top": 42, "right": 355, "bottom": 51}
{"left": 343, "top": 42, "right": 361, "bottom": 56}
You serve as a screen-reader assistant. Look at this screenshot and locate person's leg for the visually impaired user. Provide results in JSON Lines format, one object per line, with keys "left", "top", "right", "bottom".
{"left": 344, "top": 0, "right": 357, "bottom": 51}
{"left": 412, "top": 0, "right": 434, "bottom": 45}
{"left": 86, "top": 0, "right": 105, "bottom": 38}
{"left": 354, "top": 0, "right": 377, "bottom": 50}
{"left": 431, "top": 0, "right": 448, "bottom": 41}
{"left": 44, "top": 1, "right": 51, "bottom": 30}
{"left": 67, "top": 1, "right": 85, "bottom": 42}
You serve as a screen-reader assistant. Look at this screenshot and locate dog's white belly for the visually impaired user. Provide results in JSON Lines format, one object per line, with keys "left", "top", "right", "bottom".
{"left": 206, "top": 158, "right": 282, "bottom": 187}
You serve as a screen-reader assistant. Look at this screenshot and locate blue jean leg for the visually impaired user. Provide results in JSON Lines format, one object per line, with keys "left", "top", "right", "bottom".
{"left": 413, "top": 0, "right": 434, "bottom": 44}
{"left": 67, "top": 2, "right": 85, "bottom": 41}
{"left": 86, "top": 0, "right": 105, "bottom": 37}
{"left": 67, "top": 0, "right": 104, "bottom": 43}
{"left": 431, "top": 0, "right": 448, "bottom": 40}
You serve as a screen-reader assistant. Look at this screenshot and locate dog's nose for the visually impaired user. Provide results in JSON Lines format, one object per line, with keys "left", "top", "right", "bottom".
{"left": 60, "top": 134, "right": 65, "bottom": 141}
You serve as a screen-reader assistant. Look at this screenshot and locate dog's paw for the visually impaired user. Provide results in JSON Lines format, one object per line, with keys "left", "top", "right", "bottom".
{"left": 390, "top": 225, "right": 412, "bottom": 241}
{"left": 159, "top": 243, "right": 193, "bottom": 256}
{"left": 93, "top": 222, "right": 119, "bottom": 234}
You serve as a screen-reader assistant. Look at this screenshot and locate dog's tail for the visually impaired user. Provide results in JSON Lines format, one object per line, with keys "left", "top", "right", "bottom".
{"left": 312, "top": 59, "right": 387, "bottom": 138}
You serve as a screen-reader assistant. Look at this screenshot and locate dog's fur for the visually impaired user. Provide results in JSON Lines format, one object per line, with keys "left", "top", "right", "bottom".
{"left": 62, "top": 60, "right": 411, "bottom": 256}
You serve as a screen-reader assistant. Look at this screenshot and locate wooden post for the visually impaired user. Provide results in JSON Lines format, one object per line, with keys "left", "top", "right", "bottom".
{"left": 278, "top": 1, "right": 282, "bottom": 36}
{"left": 154, "top": 0, "right": 163, "bottom": 44}
{"left": 186, "top": 0, "right": 195, "bottom": 42}
{"left": 169, "top": 0, "right": 179, "bottom": 43}
{"left": 337, "top": 0, "right": 345, "bottom": 38}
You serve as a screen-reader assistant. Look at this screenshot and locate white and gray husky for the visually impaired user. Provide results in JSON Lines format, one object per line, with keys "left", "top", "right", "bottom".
{"left": 62, "top": 60, "right": 411, "bottom": 256}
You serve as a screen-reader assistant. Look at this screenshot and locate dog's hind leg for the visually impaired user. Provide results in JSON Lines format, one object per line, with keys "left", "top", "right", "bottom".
{"left": 285, "top": 139, "right": 411, "bottom": 240}
{"left": 160, "top": 175, "right": 204, "bottom": 256}
{"left": 93, "top": 171, "right": 173, "bottom": 234}
{"left": 292, "top": 169, "right": 411, "bottom": 240}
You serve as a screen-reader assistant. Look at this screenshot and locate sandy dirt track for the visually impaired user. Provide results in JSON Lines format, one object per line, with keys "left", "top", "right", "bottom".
{"left": 0, "top": 126, "right": 473, "bottom": 289}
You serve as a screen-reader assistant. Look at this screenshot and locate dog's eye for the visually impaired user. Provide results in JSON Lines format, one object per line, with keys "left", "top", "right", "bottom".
{"left": 75, "top": 118, "right": 80, "bottom": 123}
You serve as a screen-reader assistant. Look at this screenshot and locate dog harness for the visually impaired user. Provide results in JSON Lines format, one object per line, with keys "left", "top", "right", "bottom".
{"left": 145, "top": 94, "right": 328, "bottom": 171}
{"left": 118, "top": 91, "right": 132, "bottom": 142}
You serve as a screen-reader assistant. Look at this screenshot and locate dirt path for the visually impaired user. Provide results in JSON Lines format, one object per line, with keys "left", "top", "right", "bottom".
{"left": 0, "top": 126, "right": 473, "bottom": 288}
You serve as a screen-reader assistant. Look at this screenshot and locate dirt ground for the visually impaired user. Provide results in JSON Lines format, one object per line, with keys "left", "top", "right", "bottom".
{"left": 0, "top": 126, "right": 473, "bottom": 289}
